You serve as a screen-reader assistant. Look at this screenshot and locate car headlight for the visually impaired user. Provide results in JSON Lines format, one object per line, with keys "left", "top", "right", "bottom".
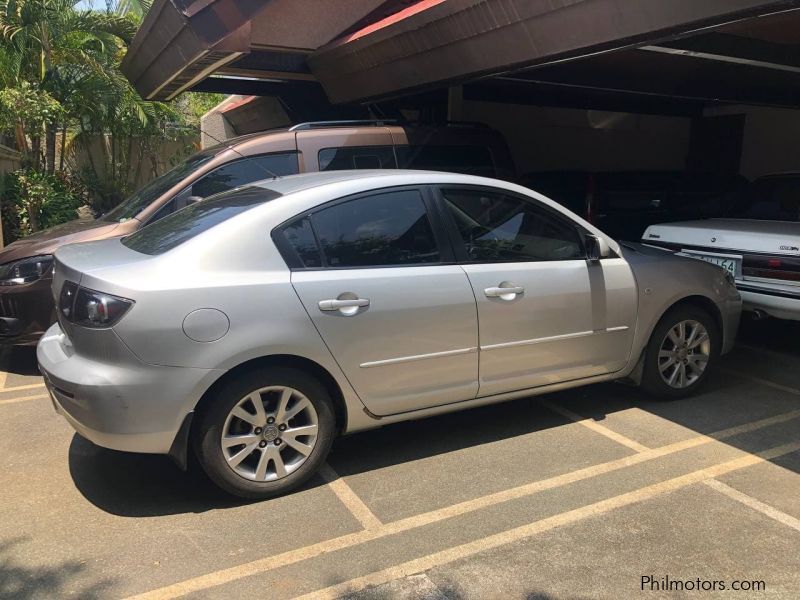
{"left": 0, "top": 255, "right": 54, "bottom": 286}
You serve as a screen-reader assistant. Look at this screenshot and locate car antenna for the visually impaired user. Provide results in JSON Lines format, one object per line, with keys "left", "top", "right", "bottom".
{"left": 194, "top": 125, "right": 282, "bottom": 181}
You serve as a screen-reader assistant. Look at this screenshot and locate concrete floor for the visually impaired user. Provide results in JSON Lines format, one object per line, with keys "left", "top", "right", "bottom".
{"left": 0, "top": 317, "right": 798, "bottom": 599}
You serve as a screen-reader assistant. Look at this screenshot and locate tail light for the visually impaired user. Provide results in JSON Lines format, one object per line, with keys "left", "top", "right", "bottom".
{"left": 743, "top": 254, "right": 800, "bottom": 282}
{"left": 59, "top": 281, "right": 133, "bottom": 328}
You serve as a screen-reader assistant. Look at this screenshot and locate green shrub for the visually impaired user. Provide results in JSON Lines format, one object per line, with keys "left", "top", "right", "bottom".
{"left": 1, "top": 169, "right": 87, "bottom": 243}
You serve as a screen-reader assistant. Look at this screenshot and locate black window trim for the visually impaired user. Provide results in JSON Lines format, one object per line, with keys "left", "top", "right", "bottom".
{"left": 272, "top": 184, "right": 456, "bottom": 271}
{"left": 317, "top": 145, "right": 398, "bottom": 172}
{"left": 431, "top": 184, "right": 590, "bottom": 264}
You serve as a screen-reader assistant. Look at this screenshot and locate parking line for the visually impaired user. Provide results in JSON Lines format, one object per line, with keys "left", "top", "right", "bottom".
{"left": 705, "top": 479, "right": 800, "bottom": 533}
{"left": 294, "top": 441, "right": 800, "bottom": 600}
{"left": 0, "top": 393, "right": 49, "bottom": 406}
{"left": 319, "top": 464, "right": 383, "bottom": 530}
{"left": 722, "top": 368, "right": 800, "bottom": 396}
{"left": 539, "top": 399, "right": 650, "bottom": 452}
{"left": 123, "top": 409, "right": 800, "bottom": 600}
{"left": 0, "top": 382, "right": 45, "bottom": 393}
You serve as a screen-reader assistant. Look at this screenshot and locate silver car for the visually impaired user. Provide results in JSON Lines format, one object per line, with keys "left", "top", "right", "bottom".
{"left": 37, "top": 171, "right": 741, "bottom": 498}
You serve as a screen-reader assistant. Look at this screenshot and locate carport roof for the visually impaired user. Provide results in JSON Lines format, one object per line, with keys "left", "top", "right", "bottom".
{"left": 123, "top": 0, "right": 800, "bottom": 112}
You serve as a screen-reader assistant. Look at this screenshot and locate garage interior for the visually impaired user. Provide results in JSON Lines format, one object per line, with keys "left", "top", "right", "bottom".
{"left": 122, "top": 0, "right": 800, "bottom": 187}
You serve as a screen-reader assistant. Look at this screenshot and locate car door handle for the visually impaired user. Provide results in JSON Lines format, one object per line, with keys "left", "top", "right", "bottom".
{"left": 484, "top": 285, "right": 525, "bottom": 298}
{"left": 318, "top": 298, "right": 370, "bottom": 311}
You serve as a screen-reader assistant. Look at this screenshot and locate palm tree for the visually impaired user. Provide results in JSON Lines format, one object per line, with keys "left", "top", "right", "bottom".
{"left": 0, "top": 0, "right": 137, "bottom": 172}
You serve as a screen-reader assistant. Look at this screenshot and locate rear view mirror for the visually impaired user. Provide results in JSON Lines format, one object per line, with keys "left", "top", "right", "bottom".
{"left": 586, "top": 234, "right": 611, "bottom": 262}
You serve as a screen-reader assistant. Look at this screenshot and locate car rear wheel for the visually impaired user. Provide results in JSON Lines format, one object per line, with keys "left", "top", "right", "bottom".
{"left": 194, "top": 366, "right": 336, "bottom": 499}
{"left": 641, "top": 305, "right": 719, "bottom": 400}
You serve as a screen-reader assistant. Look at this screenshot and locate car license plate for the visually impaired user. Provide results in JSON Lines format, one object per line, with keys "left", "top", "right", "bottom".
{"left": 683, "top": 251, "right": 740, "bottom": 278}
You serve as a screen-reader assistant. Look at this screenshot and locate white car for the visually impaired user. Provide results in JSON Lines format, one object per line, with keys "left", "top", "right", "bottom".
{"left": 642, "top": 174, "right": 800, "bottom": 320}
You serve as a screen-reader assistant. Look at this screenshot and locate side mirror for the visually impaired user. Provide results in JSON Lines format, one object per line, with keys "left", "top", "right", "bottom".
{"left": 586, "top": 234, "right": 611, "bottom": 262}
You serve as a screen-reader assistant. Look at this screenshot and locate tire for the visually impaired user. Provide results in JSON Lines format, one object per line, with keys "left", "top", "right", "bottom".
{"left": 640, "top": 305, "right": 719, "bottom": 401}
{"left": 194, "top": 366, "right": 336, "bottom": 499}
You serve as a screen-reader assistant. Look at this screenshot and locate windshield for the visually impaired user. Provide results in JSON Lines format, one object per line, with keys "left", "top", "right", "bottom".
{"left": 101, "top": 149, "right": 219, "bottom": 223}
{"left": 728, "top": 177, "right": 800, "bottom": 222}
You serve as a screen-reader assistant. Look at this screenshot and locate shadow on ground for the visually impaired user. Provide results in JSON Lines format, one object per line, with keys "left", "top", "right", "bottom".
{"left": 0, "top": 537, "right": 114, "bottom": 599}
{"left": 0, "top": 347, "right": 39, "bottom": 377}
{"left": 55, "top": 316, "right": 800, "bottom": 518}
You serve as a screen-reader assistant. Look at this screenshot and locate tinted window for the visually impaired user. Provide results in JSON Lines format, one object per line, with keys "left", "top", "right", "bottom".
{"left": 191, "top": 153, "right": 299, "bottom": 198}
{"left": 311, "top": 190, "right": 439, "bottom": 267}
{"left": 101, "top": 149, "right": 218, "bottom": 223}
{"left": 396, "top": 145, "right": 495, "bottom": 177}
{"left": 441, "top": 188, "right": 584, "bottom": 262}
{"left": 281, "top": 217, "right": 322, "bottom": 268}
{"left": 318, "top": 146, "right": 396, "bottom": 171}
{"left": 123, "top": 187, "right": 281, "bottom": 255}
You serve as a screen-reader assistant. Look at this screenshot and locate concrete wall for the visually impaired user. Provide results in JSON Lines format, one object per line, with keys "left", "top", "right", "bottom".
{"left": 67, "top": 134, "right": 199, "bottom": 191}
{"left": 705, "top": 105, "right": 800, "bottom": 179}
{"left": 459, "top": 100, "right": 692, "bottom": 175}
{"left": 200, "top": 96, "right": 291, "bottom": 148}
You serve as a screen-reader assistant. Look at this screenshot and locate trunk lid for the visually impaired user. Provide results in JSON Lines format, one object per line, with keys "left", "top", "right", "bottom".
{"left": 643, "top": 218, "right": 800, "bottom": 256}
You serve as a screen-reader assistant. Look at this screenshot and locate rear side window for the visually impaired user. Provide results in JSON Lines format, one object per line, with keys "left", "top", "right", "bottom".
{"left": 310, "top": 189, "right": 440, "bottom": 267}
{"left": 396, "top": 145, "right": 495, "bottom": 177}
{"left": 123, "top": 187, "right": 281, "bottom": 255}
{"left": 281, "top": 217, "right": 322, "bottom": 268}
{"left": 191, "top": 153, "right": 299, "bottom": 198}
{"left": 318, "top": 146, "right": 397, "bottom": 171}
{"left": 441, "top": 188, "right": 584, "bottom": 262}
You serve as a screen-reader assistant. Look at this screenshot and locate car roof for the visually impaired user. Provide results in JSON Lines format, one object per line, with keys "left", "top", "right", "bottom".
{"left": 248, "top": 169, "right": 507, "bottom": 196}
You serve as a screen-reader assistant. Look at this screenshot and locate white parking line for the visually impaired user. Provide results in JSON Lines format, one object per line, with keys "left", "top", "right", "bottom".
{"left": 539, "top": 399, "right": 651, "bottom": 452}
{"left": 0, "top": 393, "right": 49, "bottom": 406}
{"left": 705, "top": 479, "right": 800, "bottom": 533}
{"left": 722, "top": 368, "right": 800, "bottom": 396}
{"left": 319, "top": 464, "right": 383, "bottom": 530}
{"left": 294, "top": 441, "right": 800, "bottom": 600}
{"left": 123, "top": 408, "right": 800, "bottom": 600}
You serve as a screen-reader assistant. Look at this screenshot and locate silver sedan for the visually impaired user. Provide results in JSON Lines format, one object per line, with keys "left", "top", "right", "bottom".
{"left": 37, "top": 171, "right": 741, "bottom": 498}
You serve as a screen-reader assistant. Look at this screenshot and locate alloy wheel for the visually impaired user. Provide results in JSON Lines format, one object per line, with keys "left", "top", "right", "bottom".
{"left": 221, "top": 386, "right": 319, "bottom": 481}
{"left": 658, "top": 319, "right": 711, "bottom": 389}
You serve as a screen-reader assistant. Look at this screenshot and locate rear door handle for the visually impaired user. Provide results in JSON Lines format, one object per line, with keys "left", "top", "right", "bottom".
{"left": 318, "top": 298, "right": 370, "bottom": 312}
{"left": 484, "top": 285, "right": 524, "bottom": 299}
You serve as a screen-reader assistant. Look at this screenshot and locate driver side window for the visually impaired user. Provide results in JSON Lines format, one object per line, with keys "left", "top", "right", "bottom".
{"left": 440, "top": 188, "right": 585, "bottom": 262}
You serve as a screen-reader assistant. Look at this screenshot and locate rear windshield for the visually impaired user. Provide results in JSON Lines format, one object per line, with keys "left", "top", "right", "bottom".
{"left": 122, "top": 187, "right": 281, "bottom": 255}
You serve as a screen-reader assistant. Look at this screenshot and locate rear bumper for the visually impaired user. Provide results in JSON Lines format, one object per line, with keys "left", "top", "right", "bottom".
{"left": 37, "top": 323, "right": 222, "bottom": 454}
{"left": 738, "top": 285, "right": 800, "bottom": 321}
{"left": 0, "top": 276, "right": 54, "bottom": 345}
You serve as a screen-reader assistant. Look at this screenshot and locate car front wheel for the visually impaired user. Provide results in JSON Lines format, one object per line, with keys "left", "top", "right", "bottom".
{"left": 641, "top": 305, "right": 719, "bottom": 400}
{"left": 194, "top": 366, "right": 336, "bottom": 499}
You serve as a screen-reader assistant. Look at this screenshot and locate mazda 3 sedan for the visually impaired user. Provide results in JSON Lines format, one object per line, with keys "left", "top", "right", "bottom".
{"left": 38, "top": 171, "right": 741, "bottom": 498}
